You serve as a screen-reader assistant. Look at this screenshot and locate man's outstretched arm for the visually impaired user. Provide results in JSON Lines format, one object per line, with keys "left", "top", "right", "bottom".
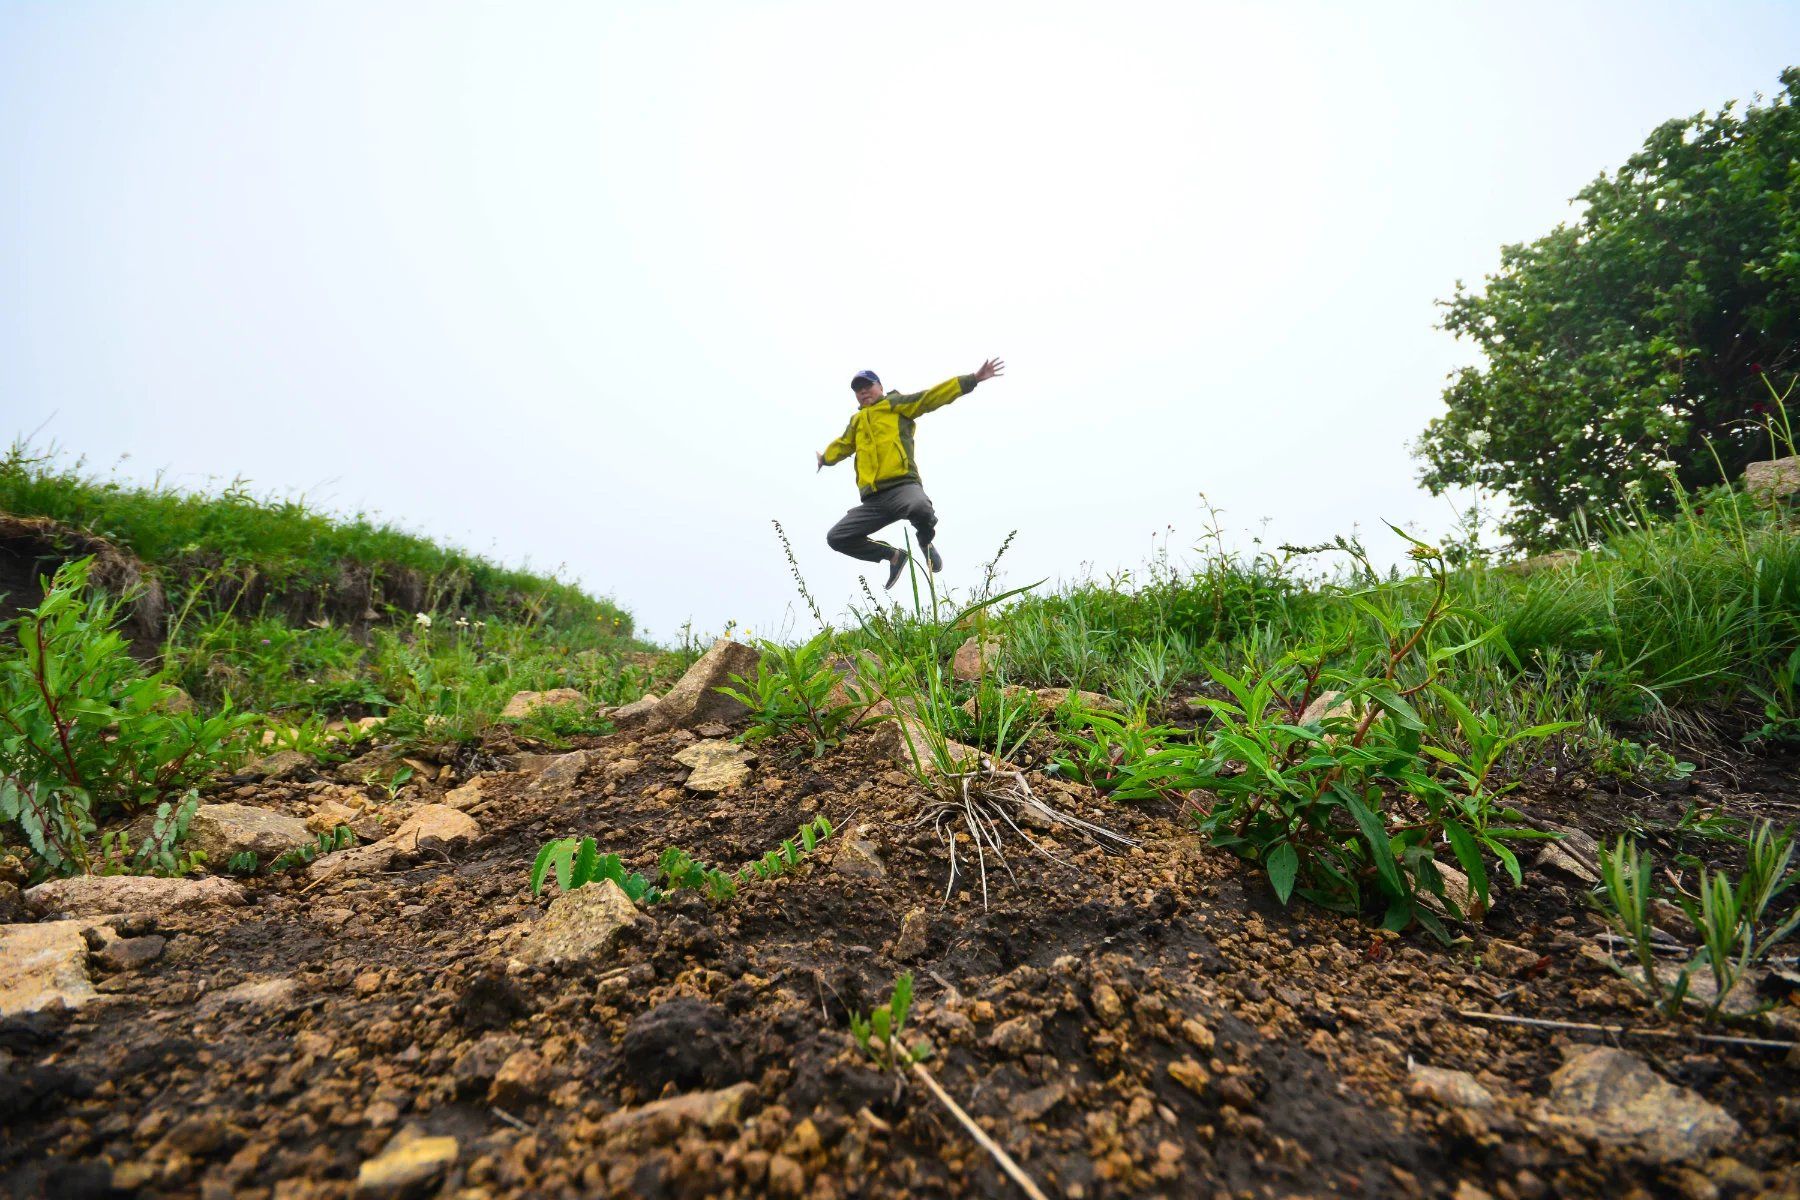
{"left": 817, "top": 420, "right": 856, "bottom": 472}
{"left": 888, "top": 357, "right": 1006, "bottom": 419}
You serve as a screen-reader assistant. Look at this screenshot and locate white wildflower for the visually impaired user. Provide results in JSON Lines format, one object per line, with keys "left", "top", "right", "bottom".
{"left": 1465, "top": 429, "right": 1491, "bottom": 451}
{"left": 1654, "top": 459, "right": 1678, "bottom": 471}
{"left": 414, "top": 612, "right": 432, "bottom": 629}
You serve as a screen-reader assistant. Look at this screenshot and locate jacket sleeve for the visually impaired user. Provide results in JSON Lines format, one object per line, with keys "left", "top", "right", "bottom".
{"left": 887, "top": 375, "right": 977, "bottom": 419}
{"left": 820, "top": 418, "right": 857, "bottom": 466}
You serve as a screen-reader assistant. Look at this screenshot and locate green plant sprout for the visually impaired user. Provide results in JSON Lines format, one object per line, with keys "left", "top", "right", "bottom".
{"left": 529, "top": 817, "right": 836, "bottom": 904}
{"left": 270, "top": 825, "right": 357, "bottom": 872}
{"left": 850, "top": 971, "right": 931, "bottom": 1071}
{"left": 1595, "top": 822, "right": 1800, "bottom": 1022}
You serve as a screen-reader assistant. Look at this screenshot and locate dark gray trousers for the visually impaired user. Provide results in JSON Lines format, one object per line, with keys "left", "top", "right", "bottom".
{"left": 826, "top": 481, "right": 937, "bottom": 564}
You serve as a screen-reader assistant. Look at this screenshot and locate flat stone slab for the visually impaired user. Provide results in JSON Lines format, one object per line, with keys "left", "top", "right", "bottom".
{"left": 500, "top": 688, "right": 587, "bottom": 720}
{"left": 0, "top": 920, "right": 100, "bottom": 1017}
{"left": 308, "top": 805, "right": 480, "bottom": 883}
{"left": 199, "top": 977, "right": 302, "bottom": 1013}
{"left": 597, "top": 1081, "right": 755, "bottom": 1146}
{"left": 24, "top": 875, "right": 247, "bottom": 919}
{"left": 1408, "top": 1064, "right": 1496, "bottom": 1110}
{"left": 356, "top": 1132, "right": 459, "bottom": 1196}
{"left": 186, "top": 802, "right": 312, "bottom": 862}
{"left": 673, "top": 739, "right": 754, "bottom": 794}
{"left": 518, "top": 879, "right": 640, "bottom": 967}
{"left": 525, "top": 751, "right": 593, "bottom": 793}
{"left": 1543, "top": 1045, "right": 1740, "bottom": 1163}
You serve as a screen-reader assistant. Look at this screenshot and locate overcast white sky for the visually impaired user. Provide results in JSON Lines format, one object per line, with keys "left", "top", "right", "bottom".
{"left": 4, "top": 2, "right": 1797, "bottom": 642}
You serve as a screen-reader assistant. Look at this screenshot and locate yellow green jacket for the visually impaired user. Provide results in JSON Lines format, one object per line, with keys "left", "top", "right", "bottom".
{"left": 821, "top": 375, "right": 979, "bottom": 497}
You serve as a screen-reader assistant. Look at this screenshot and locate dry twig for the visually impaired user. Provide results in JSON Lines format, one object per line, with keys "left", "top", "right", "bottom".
{"left": 1457, "top": 1008, "right": 1798, "bottom": 1051}
{"left": 909, "top": 1061, "right": 1049, "bottom": 1200}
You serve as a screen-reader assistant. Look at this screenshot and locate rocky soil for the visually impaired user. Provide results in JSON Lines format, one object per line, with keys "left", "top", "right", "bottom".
{"left": 3, "top": 653, "right": 1799, "bottom": 1199}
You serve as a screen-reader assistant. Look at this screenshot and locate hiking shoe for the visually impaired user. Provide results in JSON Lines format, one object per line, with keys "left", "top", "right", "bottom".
{"left": 922, "top": 542, "right": 944, "bottom": 573}
{"left": 884, "top": 549, "right": 910, "bottom": 590}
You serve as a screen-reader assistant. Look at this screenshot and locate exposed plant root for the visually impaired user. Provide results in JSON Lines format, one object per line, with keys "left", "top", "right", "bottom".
{"left": 913, "top": 760, "right": 1137, "bottom": 909}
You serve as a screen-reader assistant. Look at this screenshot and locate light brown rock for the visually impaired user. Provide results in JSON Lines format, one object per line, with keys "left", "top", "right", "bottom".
{"left": 1537, "top": 841, "right": 1601, "bottom": 884}
{"left": 307, "top": 797, "right": 362, "bottom": 835}
{"left": 951, "top": 635, "right": 1002, "bottom": 682}
{"left": 829, "top": 824, "right": 886, "bottom": 880}
{"left": 610, "top": 693, "right": 661, "bottom": 726}
{"left": 1408, "top": 1064, "right": 1496, "bottom": 1110}
{"left": 1544, "top": 1045, "right": 1740, "bottom": 1163}
{"left": 892, "top": 907, "right": 930, "bottom": 960}
{"left": 246, "top": 749, "right": 313, "bottom": 780}
{"left": 0, "top": 921, "right": 100, "bottom": 1016}
{"left": 307, "top": 805, "right": 479, "bottom": 882}
{"left": 987, "top": 1014, "right": 1042, "bottom": 1056}
{"left": 386, "top": 804, "right": 478, "bottom": 854}
{"left": 1743, "top": 455, "right": 1800, "bottom": 499}
{"left": 443, "top": 777, "right": 488, "bottom": 810}
{"left": 646, "top": 639, "right": 762, "bottom": 731}
{"left": 1167, "top": 1058, "right": 1210, "bottom": 1096}
{"left": 526, "top": 750, "right": 592, "bottom": 793}
{"left": 597, "top": 1081, "right": 755, "bottom": 1145}
{"left": 499, "top": 688, "right": 587, "bottom": 720}
{"left": 518, "top": 880, "right": 641, "bottom": 967}
{"left": 1481, "top": 940, "right": 1543, "bottom": 977}
{"left": 199, "top": 978, "right": 301, "bottom": 1013}
{"left": 488, "top": 1049, "right": 555, "bottom": 1108}
{"left": 673, "top": 739, "right": 754, "bottom": 794}
{"left": 874, "top": 713, "right": 981, "bottom": 774}
{"left": 24, "top": 875, "right": 246, "bottom": 919}
{"left": 180, "top": 802, "right": 311, "bottom": 862}
{"left": 355, "top": 1132, "right": 458, "bottom": 1196}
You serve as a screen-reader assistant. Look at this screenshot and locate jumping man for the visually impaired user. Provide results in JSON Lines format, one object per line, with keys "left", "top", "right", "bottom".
{"left": 817, "top": 358, "right": 1006, "bottom": 587}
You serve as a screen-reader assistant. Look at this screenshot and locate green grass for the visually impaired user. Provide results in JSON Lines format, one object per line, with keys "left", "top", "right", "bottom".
{"left": 2, "top": 440, "right": 630, "bottom": 633}
{"left": 1, "top": 442, "right": 677, "bottom": 745}
{"left": 984, "top": 484, "right": 1800, "bottom": 740}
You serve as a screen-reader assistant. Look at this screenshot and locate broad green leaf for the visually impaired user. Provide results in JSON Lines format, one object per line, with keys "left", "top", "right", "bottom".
{"left": 1266, "top": 842, "right": 1299, "bottom": 904}
{"left": 1443, "top": 819, "right": 1490, "bottom": 905}
{"left": 1343, "top": 786, "right": 1406, "bottom": 899}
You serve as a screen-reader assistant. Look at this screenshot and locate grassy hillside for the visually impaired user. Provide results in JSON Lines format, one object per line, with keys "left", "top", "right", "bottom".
{"left": 0, "top": 441, "right": 628, "bottom": 635}
{"left": 0, "top": 442, "right": 678, "bottom": 752}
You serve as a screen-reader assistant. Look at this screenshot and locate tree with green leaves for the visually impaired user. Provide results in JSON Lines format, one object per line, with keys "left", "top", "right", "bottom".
{"left": 1416, "top": 68, "right": 1800, "bottom": 548}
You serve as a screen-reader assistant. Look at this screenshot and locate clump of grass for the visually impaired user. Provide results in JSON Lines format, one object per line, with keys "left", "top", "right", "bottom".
{"left": 1596, "top": 822, "right": 1800, "bottom": 1022}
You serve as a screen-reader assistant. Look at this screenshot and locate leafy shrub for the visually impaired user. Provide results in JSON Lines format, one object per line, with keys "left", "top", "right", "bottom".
{"left": 0, "top": 559, "right": 254, "bottom": 875}
{"left": 1051, "top": 709, "right": 1169, "bottom": 794}
{"left": 514, "top": 701, "right": 614, "bottom": 746}
{"left": 1117, "top": 536, "right": 1567, "bottom": 937}
{"left": 91, "top": 793, "right": 208, "bottom": 877}
{"left": 720, "top": 632, "right": 877, "bottom": 756}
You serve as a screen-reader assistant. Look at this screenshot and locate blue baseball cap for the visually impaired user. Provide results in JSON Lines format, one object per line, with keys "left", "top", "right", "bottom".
{"left": 850, "top": 370, "right": 882, "bottom": 390}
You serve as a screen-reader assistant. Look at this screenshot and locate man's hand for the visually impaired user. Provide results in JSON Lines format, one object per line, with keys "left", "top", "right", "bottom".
{"left": 974, "top": 357, "right": 1005, "bottom": 383}
{"left": 816, "top": 451, "right": 825, "bottom": 472}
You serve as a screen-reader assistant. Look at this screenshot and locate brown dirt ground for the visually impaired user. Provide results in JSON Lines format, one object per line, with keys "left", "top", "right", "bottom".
{"left": 3, "top": 722, "right": 1798, "bottom": 1200}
